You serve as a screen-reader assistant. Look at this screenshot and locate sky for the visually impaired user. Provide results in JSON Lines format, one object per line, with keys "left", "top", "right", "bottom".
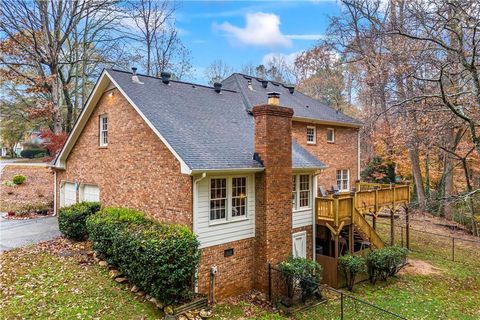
{"left": 174, "top": 1, "right": 342, "bottom": 84}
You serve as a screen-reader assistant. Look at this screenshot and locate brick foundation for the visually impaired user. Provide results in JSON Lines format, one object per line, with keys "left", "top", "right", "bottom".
{"left": 198, "top": 238, "right": 255, "bottom": 301}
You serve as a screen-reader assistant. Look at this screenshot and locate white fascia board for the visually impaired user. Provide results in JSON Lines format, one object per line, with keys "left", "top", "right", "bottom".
{"left": 54, "top": 70, "right": 192, "bottom": 175}
{"left": 190, "top": 167, "right": 264, "bottom": 175}
{"left": 293, "top": 116, "right": 362, "bottom": 128}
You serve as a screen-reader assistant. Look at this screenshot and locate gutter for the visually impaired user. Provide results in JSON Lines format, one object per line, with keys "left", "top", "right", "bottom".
{"left": 293, "top": 116, "right": 363, "bottom": 128}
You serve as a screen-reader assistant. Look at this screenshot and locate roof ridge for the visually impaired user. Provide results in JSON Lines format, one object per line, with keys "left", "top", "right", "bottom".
{"left": 108, "top": 68, "right": 239, "bottom": 93}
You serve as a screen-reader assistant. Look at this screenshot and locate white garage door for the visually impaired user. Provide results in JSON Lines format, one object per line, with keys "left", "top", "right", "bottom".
{"left": 80, "top": 184, "right": 100, "bottom": 202}
{"left": 61, "top": 182, "right": 76, "bottom": 207}
{"left": 292, "top": 231, "right": 307, "bottom": 259}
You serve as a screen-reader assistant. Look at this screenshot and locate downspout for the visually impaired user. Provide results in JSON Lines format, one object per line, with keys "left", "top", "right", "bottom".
{"left": 53, "top": 170, "right": 57, "bottom": 216}
{"left": 312, "top": 170, "right": 322, "bottom": 261}
{"left": 192, "top": 172, "right": 207, "bottom": 294}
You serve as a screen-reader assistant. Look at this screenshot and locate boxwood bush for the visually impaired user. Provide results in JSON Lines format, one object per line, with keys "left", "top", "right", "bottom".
{"left": 366, "top": 246, "right": 408, "bottom": 284}
{"left": 12, "top": 174, "right": 26, "bottom": 185}
{"left": 86, "top": 207, "right": 201, "bottom": 304}
{"left": 278, "top": 255, "right": 322, "bottom": 302}
{"left": 58, "top": 202, "right": 100, "bottom": 241}
{"left": 339, "top": 254, "right": 366, "bottom": 291}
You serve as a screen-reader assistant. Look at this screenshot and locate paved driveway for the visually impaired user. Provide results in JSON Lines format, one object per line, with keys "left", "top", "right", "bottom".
{"left": 0, "top": 216, "right": 61, "bottom": 252}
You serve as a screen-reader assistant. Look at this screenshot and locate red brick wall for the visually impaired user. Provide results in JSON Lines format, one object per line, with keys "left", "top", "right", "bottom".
{"left": 292, "top": 121, "right": 359, "bottom": 192}
{"left": 0, "top": 165, "right": 53, "bottom": 212}
{"left": 198, "top": 238, "right": 255, "bottom": 301}
{"left": 56, "top": 88, "right": 192, "bottom": 227}
{"left": 253, "top": 103, "right": 294, "bottom": 293}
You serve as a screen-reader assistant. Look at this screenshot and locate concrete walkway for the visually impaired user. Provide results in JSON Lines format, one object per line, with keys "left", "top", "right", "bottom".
{"left": 0, "top": 216, "right": 61, "bottom": 252}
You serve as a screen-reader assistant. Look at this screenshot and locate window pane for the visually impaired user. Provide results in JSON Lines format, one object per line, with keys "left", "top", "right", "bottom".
{"left": 327, "top": 129, "right": 334, "bottom": 142}
{"left": 307, "top": 127, "right": 315, "bottom": 142}
{"left": 232, "top": 177, "right": 247, "bottom": 217}
{"left": 210, "top": 178, "right": 227, "bottom": 220}
{"left": 299, "top": 175, "right": 310, "bottom": 207}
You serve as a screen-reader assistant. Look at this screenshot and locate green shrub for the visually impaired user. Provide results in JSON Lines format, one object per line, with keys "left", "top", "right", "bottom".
{"left": 86, "top": 207, "right": 201, "bottom": 304}
{"left": 278, "top": 255, "right": 322, "bottom": 302}
{"left": 12, "top": 174, "right": 26, "bottom": 185}
{"left": 339, "top": 254, "right": 366, "bottom": 291}
{"left": 58, "top": 202, "right": 100, "bottom": 241}
{"left": 20, "top": 148, "right": 48, "bottom": 159}
{"left": 366, "top": 246, "right": 408, "bottom": 284}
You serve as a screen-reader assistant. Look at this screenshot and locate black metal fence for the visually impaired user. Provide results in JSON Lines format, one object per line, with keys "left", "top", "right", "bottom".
{"left": 376, "top": 220, "right": 480, "bottom": 267}
{"left": 268, "top": 264, "right": 407, "bottom": 319}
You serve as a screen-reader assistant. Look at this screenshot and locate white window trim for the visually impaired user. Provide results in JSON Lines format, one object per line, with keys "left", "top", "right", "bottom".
{"left": 307, "top": 126, "right": 316, "bottom": 145}
{"left": 292, "top": 174, "right": 312, "bottom": 211}
{"left": 336, "top": 169, "right": 350, "bottom": 191}
{"left": 208, "top": 176, "right": 249, "bottom": 225}
{"left": 99, "top": 115, "right": 108, "bottom": 147}
{"left": 327, "top": 128, "right": 335, "bottom": 143}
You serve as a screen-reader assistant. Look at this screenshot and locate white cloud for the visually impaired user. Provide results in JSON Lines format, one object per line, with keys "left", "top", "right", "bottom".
{"left": 215, "top": 12, "right": 292, "bottom": 48}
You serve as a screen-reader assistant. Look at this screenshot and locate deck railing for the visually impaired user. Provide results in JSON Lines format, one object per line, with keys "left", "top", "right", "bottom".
{"left": 316, "top": 183, "right": 410, "bottom": 224}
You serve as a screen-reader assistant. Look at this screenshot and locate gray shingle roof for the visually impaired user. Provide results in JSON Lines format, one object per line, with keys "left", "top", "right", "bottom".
{"left": 222, "top": 73, "right": 362, "bottom": 126}
{"left": 107, "top": 69, "right": 326, "bottom": 171}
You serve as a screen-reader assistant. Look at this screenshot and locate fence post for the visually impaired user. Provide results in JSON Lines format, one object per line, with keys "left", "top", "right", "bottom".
{"left": 340, "top": 291, "right": 344, "bottom": 320}
{"left": 452, "top": 238, "right": 455, "bottom": 262}
{"left": 405, "top": 205, "right": 410, "bottom": 250}
{"left": 268, "top": 263, "right": 272, "bottom": 302}
{"left": 390, "top": 209, "right": 395, "bottom": 246}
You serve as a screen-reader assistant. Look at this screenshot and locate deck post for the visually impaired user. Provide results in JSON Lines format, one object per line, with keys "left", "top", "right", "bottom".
{"left": 349, "top": 192, "right": 355, "bottom": 254}
{"left": 334, "top": 234, "right": 339, "bottom": 258}
{"left": 374, "top": 188, "right": 379, "bottom": 215}
{"left": 333, "top": 194, "right": 339, "bottom": 227}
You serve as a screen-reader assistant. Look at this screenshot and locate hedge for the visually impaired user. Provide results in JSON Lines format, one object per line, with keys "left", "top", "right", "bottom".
{"left": 58, "top": 202, "right": 101, "bottom": 241}
{"left": 366, "top": 246, "right": 408, "bottom": 284}
{"left": 339, "top": 254, "right": 366, "bottom": 291}
{"left": 20, "top": 148, "right": 48, "bottom": 159}
{"left": 278, "top": 255, "right": 322, "bottom": 302}
{"left": 86, "top": 207, "right": 201, "bottom": 304}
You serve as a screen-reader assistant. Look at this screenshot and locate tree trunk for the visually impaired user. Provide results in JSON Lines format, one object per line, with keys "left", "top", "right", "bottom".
{"left": 442, "top": 127, "right": 456, "bottom": 219}
{"left": 409, "top": 144, "right": 426, "bottom": 210}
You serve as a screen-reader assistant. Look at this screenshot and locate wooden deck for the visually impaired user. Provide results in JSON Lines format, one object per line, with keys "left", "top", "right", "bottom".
{"left": 315, "top": 183, "right": 411, "bottom": 249}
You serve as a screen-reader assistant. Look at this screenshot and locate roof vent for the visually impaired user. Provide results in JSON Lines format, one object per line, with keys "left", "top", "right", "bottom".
{"left": 213, "top": 82, "right": 222, "bottom": 93}
{"left": 131, "top": 67, "right": 144, "bottom": 84}
{"left": 247, "top": 79, "right": 253, "bottom": 91}
{"left": 286, "top": 85, "right": 295, "bottom": 94}
{"left": 261, "top": 80, "right": 268, "bottom": 88}
{"left": 267, "top": 92, "right": 280, "bottom": 106}
{"left": 161, "top": 71, "right": 171, "bottom": 84}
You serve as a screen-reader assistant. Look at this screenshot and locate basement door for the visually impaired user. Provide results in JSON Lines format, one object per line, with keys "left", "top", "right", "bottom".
{"left": 292, "top": 231, "right": 307, "bottom": 259}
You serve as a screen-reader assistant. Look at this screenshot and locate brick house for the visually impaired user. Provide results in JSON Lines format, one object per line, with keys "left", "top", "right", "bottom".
{"left": 53, "top": 69, "right": 363, "bottom": 300}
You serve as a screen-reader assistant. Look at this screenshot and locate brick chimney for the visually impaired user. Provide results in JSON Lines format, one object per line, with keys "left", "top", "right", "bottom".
{"left": 252, "top": 92, "right": 294, "bottom": 293}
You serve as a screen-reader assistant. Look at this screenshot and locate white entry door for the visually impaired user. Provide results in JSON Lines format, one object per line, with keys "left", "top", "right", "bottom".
{"left": 60, "top": 182, "right": 76, "bottom": 207}
{"left": 292, "top": 231, "right": 307, "bottom": 259}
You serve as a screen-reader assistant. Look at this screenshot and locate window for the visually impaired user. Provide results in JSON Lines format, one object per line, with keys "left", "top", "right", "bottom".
{"left": 99, "top": 115, "right": 108, "bottom": 146}
{"left": 307, "top": 126, "right": 316, "bottom": 144}
{"left": 79, "top": 184, "right": 100, "bottom": 202}
{"left": 292, "top": 174, "right": 311, "bottom": 210}
{"left": 327, "top": 128, "right": 335, "bottom": 143}
{"left": 232, "top": 177, "right": 247, "bottom": 217}
{"left": 210, "top": 177, "right": 248, "bottom": 222}
{"left": 336, "top": 169, "right": 350, "bottom": 191}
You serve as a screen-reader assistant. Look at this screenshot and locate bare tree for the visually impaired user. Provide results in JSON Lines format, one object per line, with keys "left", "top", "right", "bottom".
{"left": 204, "top": 59, "right": 234, "bottom": 85}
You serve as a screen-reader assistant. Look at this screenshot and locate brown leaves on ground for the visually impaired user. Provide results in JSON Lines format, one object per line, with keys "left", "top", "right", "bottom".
{"left": 399, "top": 259, "right": 443, "bottom": 276}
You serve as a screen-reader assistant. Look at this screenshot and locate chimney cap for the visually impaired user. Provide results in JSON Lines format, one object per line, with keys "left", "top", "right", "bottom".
{"left": 267, "top": 92, "right": 280, "bottom": 98}
{"left": 161, "top": 71, "right": 171, "bottom": 84}
{"left": 213, "top": 82, "right": 222, "bottom": 93}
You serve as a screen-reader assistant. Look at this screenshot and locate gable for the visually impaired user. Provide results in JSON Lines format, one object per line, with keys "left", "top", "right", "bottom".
{"left": 54, "top": 71, "right": 190, "bottom": 174}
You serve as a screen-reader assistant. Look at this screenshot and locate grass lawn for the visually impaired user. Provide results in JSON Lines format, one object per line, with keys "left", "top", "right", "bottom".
{"left": 212, "top": 220, "right": 480, "bottom": 320}
{"left": 0, "top": 239, "right": 162, "bottom": 320}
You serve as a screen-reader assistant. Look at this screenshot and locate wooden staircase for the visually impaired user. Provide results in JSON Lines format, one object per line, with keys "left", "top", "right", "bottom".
{"left": 315, "top": 183, "right": 410, "bottom": 253}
